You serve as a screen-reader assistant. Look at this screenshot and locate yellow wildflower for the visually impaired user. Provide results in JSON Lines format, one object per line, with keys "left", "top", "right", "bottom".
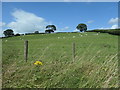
{"left": 34, "top": 61, "right": 43, "bottom": 65}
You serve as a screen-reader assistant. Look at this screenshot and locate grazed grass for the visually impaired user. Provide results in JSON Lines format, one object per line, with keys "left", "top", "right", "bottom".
{"left": 2, "top": 32, "right": 118, "bottom": 88}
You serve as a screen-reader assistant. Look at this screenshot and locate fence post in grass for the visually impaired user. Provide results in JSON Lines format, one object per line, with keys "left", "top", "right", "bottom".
{"left": 24, "top": 40, "right": 28, "bottom": 62}
{"left": 72, "top": 42, "right": 75, "bottom": 62}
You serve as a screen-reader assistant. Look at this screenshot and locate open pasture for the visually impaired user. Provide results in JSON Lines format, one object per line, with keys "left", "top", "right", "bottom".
{"left": 2, "top": 32, "right": 118, "bottom": 88}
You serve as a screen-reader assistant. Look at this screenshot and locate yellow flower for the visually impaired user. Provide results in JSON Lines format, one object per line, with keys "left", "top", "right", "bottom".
{"left": 34, "top": 61, "right": 43, "bottom": 65}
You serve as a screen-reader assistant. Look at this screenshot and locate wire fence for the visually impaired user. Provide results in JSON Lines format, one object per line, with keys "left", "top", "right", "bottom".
{"left": 2, "top": 40, "right": 78, "bottom": 62}
{"left": 2, "top": 39, "right": 118, "bottom": 63}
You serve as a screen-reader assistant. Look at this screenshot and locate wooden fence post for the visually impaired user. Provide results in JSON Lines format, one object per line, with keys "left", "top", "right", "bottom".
{"left": 24, "top": 40, "right": 28, "bottom": 62}
{"left": 72, "top": 42, "right": 75, "bottom": 61}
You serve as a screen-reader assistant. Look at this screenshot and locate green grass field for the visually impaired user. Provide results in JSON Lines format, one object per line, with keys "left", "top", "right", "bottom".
{"left": 2, "top": 32, "right": 119, "bottom": 88}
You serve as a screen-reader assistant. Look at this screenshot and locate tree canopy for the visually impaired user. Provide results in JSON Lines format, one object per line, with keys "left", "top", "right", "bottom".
{"left": 45, "top": 25, "right": 56, "bottom": 33}
{"left": 3, "top": 29, "right": 14, "bottom": 37}
{"left": 76, "top": 23, "right": 87, "bottom": 32}
{"left": 34, "top": 31, "right": 39, "bottom": 34}
{"left": 46, "top": 25, "right": 56, "bottom": 31}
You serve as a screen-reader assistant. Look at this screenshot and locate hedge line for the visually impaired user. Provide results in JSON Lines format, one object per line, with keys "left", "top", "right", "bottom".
{"left": 87, "top": 29, "right": 120, "bottom": 35}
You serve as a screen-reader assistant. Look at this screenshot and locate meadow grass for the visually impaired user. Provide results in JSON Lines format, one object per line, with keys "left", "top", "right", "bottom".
{"left": 2, "top": 32, "right": 118, "bottom": 88}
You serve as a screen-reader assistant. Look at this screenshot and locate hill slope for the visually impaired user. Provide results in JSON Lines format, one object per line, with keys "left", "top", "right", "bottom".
{"left": 2, "top": 32, "right": 118, "bottom": 88}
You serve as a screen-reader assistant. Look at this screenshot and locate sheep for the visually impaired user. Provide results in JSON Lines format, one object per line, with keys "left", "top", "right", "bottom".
{"left": 73, "top": 36, "right": 76, "bottom": 38}
{"left": 63, "top": 37, "right": 65, "bottom": 39}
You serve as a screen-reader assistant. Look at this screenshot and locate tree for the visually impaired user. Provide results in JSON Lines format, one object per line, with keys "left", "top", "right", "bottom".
{"left": 3, "top": 29, "right": 14, "bottom": 37}
{"left": 45, "top": 25, "right": 56, "bottom": 33}
{"left": 34, "top": 31, "right": 39, "bottom": 34}
{"left": 15, "top": 33, "right": 20, "bottom": 36}
{"left": 76, "top": 23, "right": 87, "bottom": 32}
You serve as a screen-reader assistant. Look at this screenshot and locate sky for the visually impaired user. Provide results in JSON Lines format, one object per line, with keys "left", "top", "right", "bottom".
{"left": 0, "top": 2, "right": 119, "bottom": 36}
{"left": 2, "top": 0, "right": 120, "bottom": 2}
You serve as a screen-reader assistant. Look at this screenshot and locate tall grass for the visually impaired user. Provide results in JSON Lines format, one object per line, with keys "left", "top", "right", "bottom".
{"left": 2, "top": 32, "right": 118, "bottom": 88}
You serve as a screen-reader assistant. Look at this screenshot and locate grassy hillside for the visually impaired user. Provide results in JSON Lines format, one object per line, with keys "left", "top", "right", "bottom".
{"left": 2, "top": 32, "right": 118, "bottom": 88}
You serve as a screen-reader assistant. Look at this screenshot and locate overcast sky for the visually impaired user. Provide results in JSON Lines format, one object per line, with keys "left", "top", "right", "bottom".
{"left": 0, "top": 1, "right": 119, "bottom": 36}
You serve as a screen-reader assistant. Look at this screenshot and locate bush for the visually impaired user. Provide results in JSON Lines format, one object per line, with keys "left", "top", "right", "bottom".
{"left": 34, "top": 31, "right": 39, "bottom": 34}
{"left": 15, "top": 33, "right": 20, "bottom": 36}
{"left": 108, "top": 30, "right": 120, "bottom": 35}
{"left": 87, "top": 29, "right": 120, "bottom": 35}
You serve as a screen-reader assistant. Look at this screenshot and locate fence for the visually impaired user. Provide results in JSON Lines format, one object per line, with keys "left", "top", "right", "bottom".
{"left": 24, "top": 40, "right": 76, "bottom": 62}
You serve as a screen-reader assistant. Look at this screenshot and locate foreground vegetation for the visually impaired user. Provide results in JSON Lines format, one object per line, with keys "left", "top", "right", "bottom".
{"left": 2, "top": 32, "right": 118, "bottom": 88}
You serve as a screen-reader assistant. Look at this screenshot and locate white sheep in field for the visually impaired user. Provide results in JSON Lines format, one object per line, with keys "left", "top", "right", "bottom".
{"left": 79, "top": 34, "right": 83, "bottom": 37}
{"left": 63, "top": 37, "right": 65, "bottom": 39}
{"left": 73, "top": 36, "right": 76, "bottom": 38}
{"left": 96, "top": 33, "right": 99, "bottom": 35}
{"left": 93, "top": 33, "right": 99, "bottom": 35}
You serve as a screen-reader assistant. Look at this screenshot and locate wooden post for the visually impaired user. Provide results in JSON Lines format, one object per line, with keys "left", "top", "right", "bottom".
{"left": 24, "top": 40, "right": 28, "bottom": 62}
{"left": 72, "top": 42, "right": 75, "bottom": 61}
